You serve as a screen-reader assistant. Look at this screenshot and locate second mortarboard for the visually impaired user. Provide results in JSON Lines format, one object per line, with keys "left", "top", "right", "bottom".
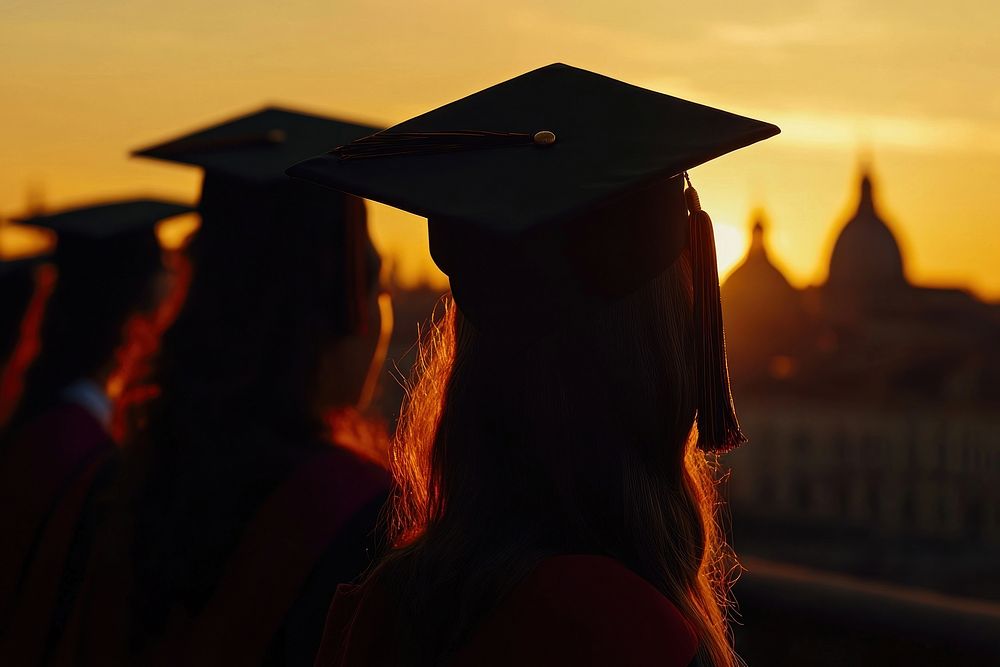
{"left": 286, "top": 63, "right": 781, "bottom": 452}
{"left": 132, "top": 107, "right": 384, "bottom": 336}
{"left": 132, "top": 106, "right": 379, "bottom": 185}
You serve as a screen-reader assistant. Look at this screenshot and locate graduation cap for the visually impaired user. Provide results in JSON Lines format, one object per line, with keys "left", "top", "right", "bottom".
{"left": 286, "top": 63, "right": 779, "bottom": 452}
{"left": 132, "top": 106, "right": 378, "bottom": 185}
{"left": 17, "top": 198, "right": 191, "bottom": 280}
{"left": 132, "top": 107, "right": 384, "bottom": 335}
{"left": 18, "top": 199, "right": 192, "bottom": 241}
{"left": 9, "top": 203, "right": 186, "bottom": 409}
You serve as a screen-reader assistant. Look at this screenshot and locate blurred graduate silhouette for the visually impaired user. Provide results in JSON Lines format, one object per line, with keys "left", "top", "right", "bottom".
{"left": 0, "top": 108, "right": 396, "bottom": 667}
{"left": 0, "top": 199, "right": 188, "bottom": 661}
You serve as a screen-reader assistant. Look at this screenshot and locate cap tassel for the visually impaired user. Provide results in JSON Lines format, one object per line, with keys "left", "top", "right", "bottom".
{"left": 684, "top": 173, "right": 747, "bottom": 453}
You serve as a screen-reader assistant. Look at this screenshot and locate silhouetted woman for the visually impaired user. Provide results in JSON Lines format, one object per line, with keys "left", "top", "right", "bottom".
{"left": 288, "top": 64, "right": 781, "bottom": 666}
{"left": 0, "top": 199, "right": 187, "bottom": 664}
{"left": 56, "top": 108, "right": 393, "bottom": 667}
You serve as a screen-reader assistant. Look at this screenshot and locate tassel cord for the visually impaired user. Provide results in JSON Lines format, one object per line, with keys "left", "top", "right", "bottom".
{"left": 685, "top": 175, "right": 746, "bottom": 452}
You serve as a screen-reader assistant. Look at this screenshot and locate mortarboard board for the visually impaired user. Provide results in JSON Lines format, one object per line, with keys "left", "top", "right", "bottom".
{"left": 17, "top": 199, "right": 192, "bottom": 241}
{"left": 286, "top": 63, "right": 780, "bottom": 452}
{"left": 132, "top": 106, "right": 379, "bottom": 185}
{"left": 17, "top": 198, "right": 191, "bottom": 280}
{"left": 287, "top": 63, "right": 777, "bottom": 233}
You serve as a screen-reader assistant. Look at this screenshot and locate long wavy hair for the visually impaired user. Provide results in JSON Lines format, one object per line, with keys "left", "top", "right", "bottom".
{"left": 120, "top": 176, "right": 380, "bottom": 641}
{"left": 377, "top": 249, "right": 739, "bottom": 667}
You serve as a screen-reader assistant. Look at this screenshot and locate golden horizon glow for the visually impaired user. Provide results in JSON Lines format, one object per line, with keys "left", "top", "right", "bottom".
{"left": 2, "top": 1, "right": 999, "bottom": 299}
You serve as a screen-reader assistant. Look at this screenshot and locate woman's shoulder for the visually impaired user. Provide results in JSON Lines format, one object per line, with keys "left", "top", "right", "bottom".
{"left": 455, "top": 555, "right": 699, "bottom": 666}
{"left": 314, "top": 556, "right": 699, "bottom": 667}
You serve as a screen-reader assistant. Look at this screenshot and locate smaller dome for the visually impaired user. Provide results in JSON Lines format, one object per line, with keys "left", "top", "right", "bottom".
{"left": 723, "top": 211, "right": 797, "bottom": 300}
{"left": 827, "top": 170, "right": 907, "bottom": 292}
{"left": 721, "top": 211, "right": 809, "bottom": 390}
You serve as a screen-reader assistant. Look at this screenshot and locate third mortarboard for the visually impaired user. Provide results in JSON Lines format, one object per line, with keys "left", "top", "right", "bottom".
{"left": 9, "top": 199, "right": 185, "bottom": 375}
{"left": 17, "top": 198, "right": 191, "bottom": 275}
{"left": 18, "top": 199, "right": 192, "bottom": 241}
{"left": 286, "top": 63, "right": 780, "bottom": 452}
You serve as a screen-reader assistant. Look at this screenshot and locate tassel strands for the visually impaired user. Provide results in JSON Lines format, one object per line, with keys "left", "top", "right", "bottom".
{"left": 683, "top": 172, "right": 747, "bottom": 453}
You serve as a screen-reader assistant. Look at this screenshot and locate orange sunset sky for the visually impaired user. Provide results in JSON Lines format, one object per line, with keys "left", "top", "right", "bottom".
{"left": 2, "top": 1, "right": 999, "bottom": 299}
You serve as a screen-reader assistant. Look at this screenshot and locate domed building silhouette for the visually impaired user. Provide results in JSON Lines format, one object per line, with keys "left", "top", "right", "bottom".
{"left": 820, "top": 168, "right": 918, "bottom": 329}
{"left": 725, "top": 212, "right": 801, "bottom": 310}
{"left": 720, "top": 163, "right": 1000, "bottom": 590}
{"left": 827, "top": 170, "right": 908, "bottom": 294}
{"left": 722, "top": 211, "right": 812, "bottom": 392}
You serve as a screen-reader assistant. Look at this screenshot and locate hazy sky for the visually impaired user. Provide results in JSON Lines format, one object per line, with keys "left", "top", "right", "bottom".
{"left": 2, "top": 0, "right": 999, "bottom": 297}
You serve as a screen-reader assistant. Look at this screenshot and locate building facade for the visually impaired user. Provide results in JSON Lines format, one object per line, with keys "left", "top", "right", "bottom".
{"left": 721, "top": 168, "right": 1000, "bottom": 556}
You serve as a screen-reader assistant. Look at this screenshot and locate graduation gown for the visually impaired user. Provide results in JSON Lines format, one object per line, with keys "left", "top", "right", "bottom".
{"left": 0, "top": 385, "right": 117, "bottom": 665}
{"left": 316, "top": 554, "right": 700, "bottom": 667}
{"left": 51, "top": 442, "right": 390, "bottom": 667}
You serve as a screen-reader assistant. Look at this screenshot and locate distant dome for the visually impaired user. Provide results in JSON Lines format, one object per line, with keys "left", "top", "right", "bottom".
{"left": 723, "top": 212, "right": 798, "bottom": 302}
{"left": 827, "top": 171, "right": 907, "bottom": 291}
{"left": 721, "top": 212, "right": 809, "bottom": 390}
